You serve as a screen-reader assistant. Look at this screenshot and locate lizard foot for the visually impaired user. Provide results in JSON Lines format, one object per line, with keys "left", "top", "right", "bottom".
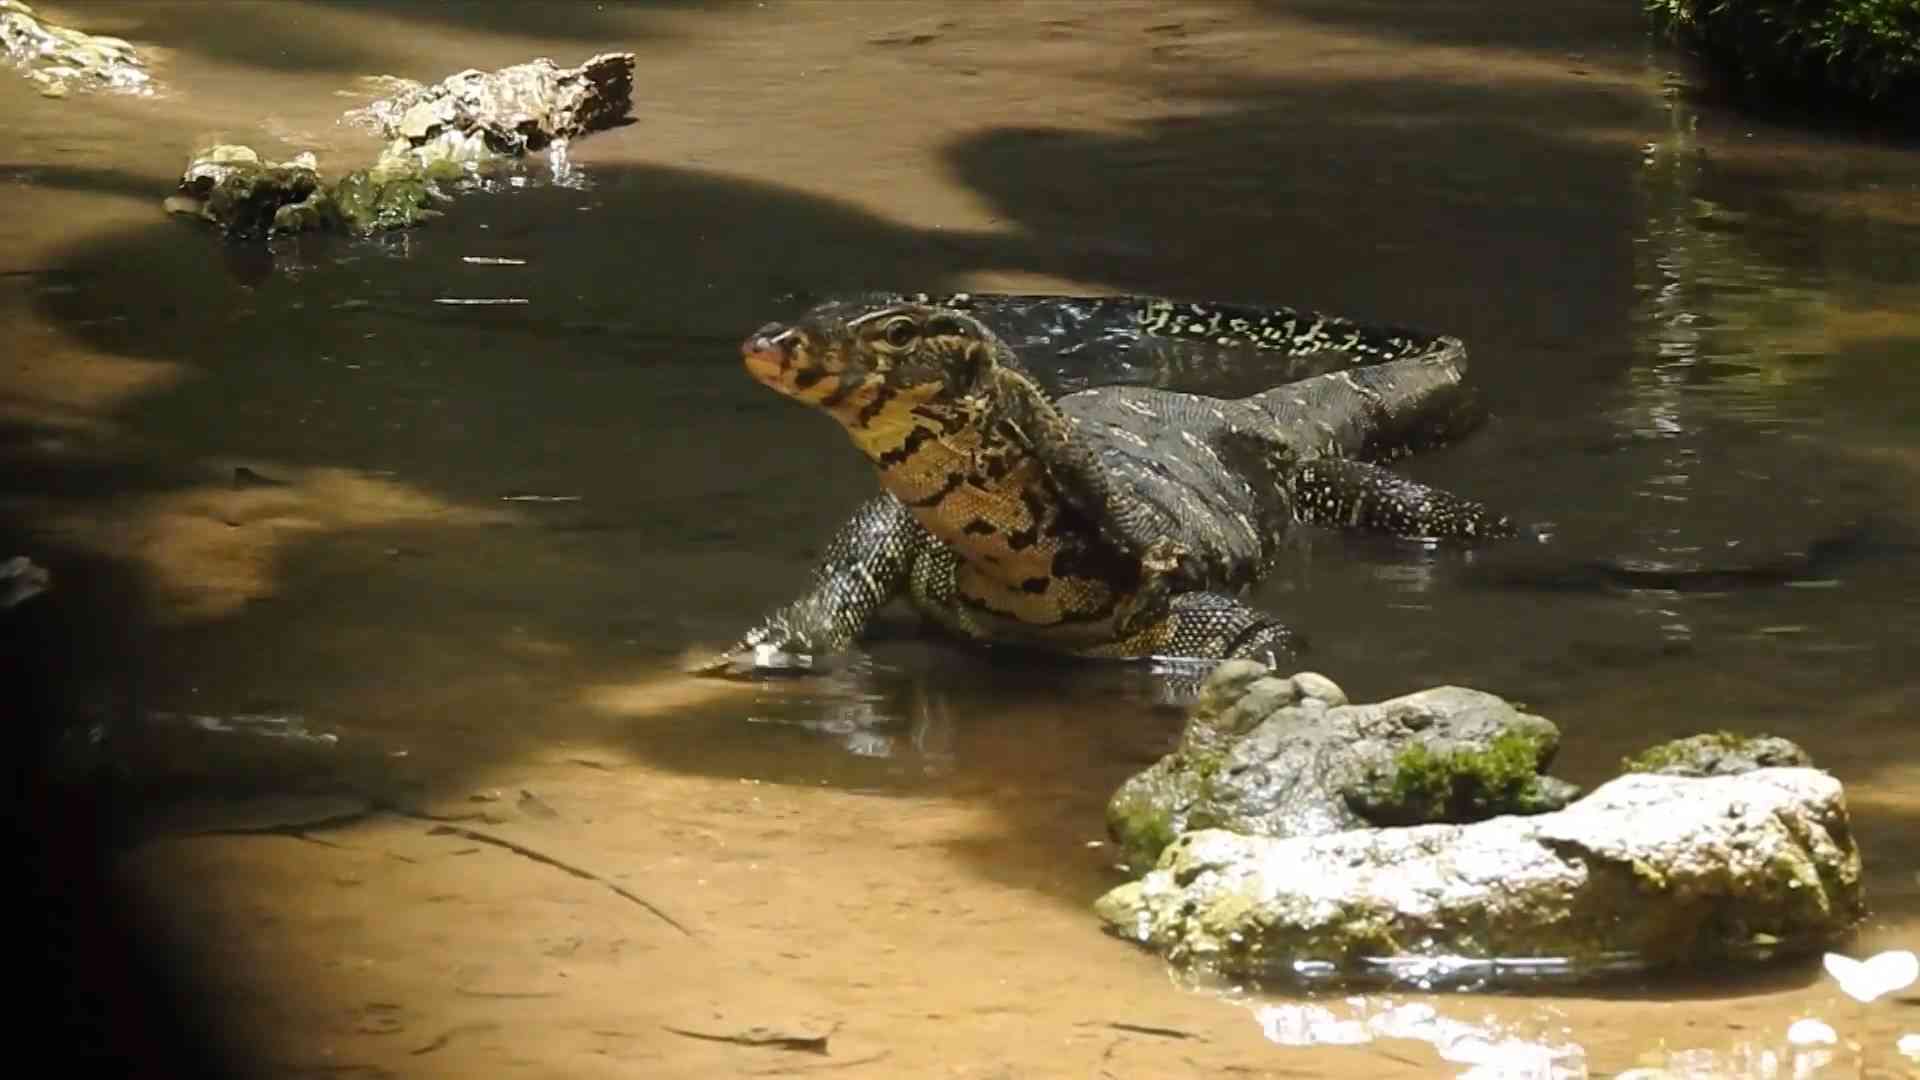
{"left": 688, "top": 640, "right": 824, "bottom": 679}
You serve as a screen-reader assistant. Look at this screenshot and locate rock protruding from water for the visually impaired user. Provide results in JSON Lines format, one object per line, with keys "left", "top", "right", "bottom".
{"left": 1104, "top": 661, "right": 1579, "bottom": 871}
{"left": 164, "top": 144, "right": 446, "bottom": 240}
{"left": 166, "top": 53, "right": 635, "bottom": 240}
{"left": 345, "top": 52, "right": 635, "bottom": 157}
{"left": 1621, "top": 731, "right": 1814, "bottom": 777}
{"left": 1, "top": 0, "right": 150, "bottom": 97}
{"left": 1095, "top": 767, "right": 1865, "bottom": 984}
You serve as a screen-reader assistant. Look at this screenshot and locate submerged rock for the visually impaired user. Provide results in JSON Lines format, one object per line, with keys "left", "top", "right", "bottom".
{"left": 1096, "top": 767, "right": 1865, "bottom": 984}
{"left": 0, "top": 0, "right": 150, "bottom": 97}
{"left": 1620, "top": 730, "right": 1813, "bottom": 778}
{"left": 1, "top": 554, "right": 50, "bottom": 608}
{"left": 1105, "top": 662, "right": 1578, "bottom": 871}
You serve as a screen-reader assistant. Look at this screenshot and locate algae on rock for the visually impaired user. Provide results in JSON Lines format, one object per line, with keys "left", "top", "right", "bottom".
{"left": 1104, "top": 661, "right": 1578, "bottom": 872}
{"left": 1620, "top": 730, "right": 1813, "bottom": 778}
{"left": 1096, "top": 768, "right": 1866, "bottom": 986}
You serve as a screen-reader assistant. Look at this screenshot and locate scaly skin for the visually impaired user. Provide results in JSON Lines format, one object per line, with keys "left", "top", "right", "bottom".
{"left": 696, "top": 294, "right": 1513, "bottom": 676}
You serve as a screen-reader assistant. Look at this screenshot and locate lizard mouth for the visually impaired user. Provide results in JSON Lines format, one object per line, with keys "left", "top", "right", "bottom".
{"left": 742, "top": 322, "right": 839, "bottom": 399}
{"left": 741, "top": 323, "right": 792, "bottom": 384}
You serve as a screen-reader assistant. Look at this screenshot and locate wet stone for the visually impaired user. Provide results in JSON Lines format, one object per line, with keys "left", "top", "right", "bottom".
{"left": 1095, "top": 767, "right": 1866, "bottom": 985}
{"left": 1620, "top": 730, "right": 1814, "bottom": 778}
{"left": 1, "top": 0, "right": 151, "bottom": 97}
{"left": 345, "top": 52, "right": 637, "bottom": 156}
{"left": 1105, "top": 662, "right": 1576, "bottom": 871}
{"left": 166, "top": 53, "right": 634, "bottom": 240}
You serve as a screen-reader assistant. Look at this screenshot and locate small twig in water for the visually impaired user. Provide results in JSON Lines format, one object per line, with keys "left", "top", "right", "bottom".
{"left": 184, "top": 809, "right": 379, "bottom": 842}
{"left": 661, "top": 1023, "right": 834, "bottom": 1055}
{"left": 1105, "top": 1021, "right": 1202, "bottom": 1041}
{"left": 409, "top": 1023, "right": 496, "bottom": 1055}
{"left": 425, "top": 824, "right": 694, "bottom": 938}
{"left": 748, "top": 1049, "right": 890, "bottom": 1074}
{"left": 409, "top": 1033, "right": 451, "bottom": 1056}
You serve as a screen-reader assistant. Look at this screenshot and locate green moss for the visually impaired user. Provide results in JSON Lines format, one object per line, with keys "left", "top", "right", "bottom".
{"left": 1105, "top": 747, "right": 1230, "bottom": 873}
{"left": 1619, "top": 729, "right": 1807, "bottom": 776}
{"left": 331, "top": 170, "right": 442, "bottom": 233}
{"left": 1621, "top": 730, "right": 1736, "bottom": 773}
{"left": 1383, "top": 728, "right": 1553, "bottom": 822}
{"left": 1645, "top": 0, "right": 1920, "bottom": 116}
{"left": 1106, "top": 797, "right": 1177, "bottom": 870}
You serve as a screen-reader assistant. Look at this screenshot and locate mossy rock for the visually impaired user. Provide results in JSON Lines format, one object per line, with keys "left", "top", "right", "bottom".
{"left": 1104, "top": 664, "right": 1578, "bottom": 873}
{"left": 1620, "top": 730, "right": 1814, "bottom": 778}
{"left": 331, "top": 170, "right": 444, "bottom": 233}
{"left": 1097, "top": 768, "right": 1865, "bottom": 986}
{"left": 1353, "top": 728, "right": 1580, "bottom": 827}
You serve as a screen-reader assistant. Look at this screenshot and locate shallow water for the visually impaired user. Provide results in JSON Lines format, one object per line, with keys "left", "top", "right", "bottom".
{"left": 5, "top": 1, "right": 1920, "bottom": 1077}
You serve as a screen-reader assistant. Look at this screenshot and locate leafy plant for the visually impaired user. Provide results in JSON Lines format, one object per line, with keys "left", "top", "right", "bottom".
{"left": 1645, "top": 0, "right": 1920, "bottom": 112}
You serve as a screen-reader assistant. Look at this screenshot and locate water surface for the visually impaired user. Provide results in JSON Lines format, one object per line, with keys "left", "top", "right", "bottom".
{"left": 5, "top": 2, "right": 1919, "bottom": 1076}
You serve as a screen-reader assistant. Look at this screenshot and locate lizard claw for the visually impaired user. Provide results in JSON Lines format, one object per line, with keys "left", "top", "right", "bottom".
{"left": 688, "top": 639, "right": 824, "bottom": 679}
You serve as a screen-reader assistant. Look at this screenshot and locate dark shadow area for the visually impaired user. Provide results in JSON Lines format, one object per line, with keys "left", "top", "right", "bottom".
{"left": 306, "top": 0, "right": 748, "bottom": 45}
{"left": 2, "top": 541, "right": 249, "bottom": 1076}
{"left": 107, "top": 0, "right": 747, "bottom": 77}
{"left": 0, "top": 162, "right": 173, "bottom": 205}
{"left": 1257, "top": 0, "right": 1649, "bottom": 60}
{"left": 941, "top": 76, "right": 1653, "bottom": 422}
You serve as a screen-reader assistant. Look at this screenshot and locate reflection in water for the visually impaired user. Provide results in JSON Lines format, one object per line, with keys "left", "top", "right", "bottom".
{"left": 1243, "top": 994, "right": 1909, "bottom": 1079}
{"left": 739, "top": 666, "right": 960, "bottom": 768}
{"left": 1251, "top": 996, "right": 1587, "bottom": 1078}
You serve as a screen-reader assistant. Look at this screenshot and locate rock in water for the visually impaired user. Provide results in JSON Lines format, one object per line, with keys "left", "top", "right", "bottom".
{"left": 165, "top": 145, "right": 333, "bottom": 240}
{"left": 166, "top": 53, "right": 636, "bottom": 239}
{"left": 345, "top": 52, "right": 636, "bottom": 156}
{"left": 1, "top": 554, "right": 50, "bottom": 608}
{"left": 1105, "top": 661, "right": 1578, "bottom": 871}
{"left": 0, "top": 0, "right": 150, "bottom": 97}
{"left": 1620, "top": 731, "right": 1814, "bottom": 777}
{"left": 1095, "top": 767, "right": 1865, "bottom": 984}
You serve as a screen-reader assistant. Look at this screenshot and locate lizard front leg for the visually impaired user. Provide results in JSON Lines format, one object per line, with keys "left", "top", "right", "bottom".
{"left": 982, "top": 364, "right": 1205, "bottom": 594}
{"left": 1081, "top": 590, "right": 1305, "bottom": 665}
{"left": 691, "top": 493, "right": 933, "bottom": 677}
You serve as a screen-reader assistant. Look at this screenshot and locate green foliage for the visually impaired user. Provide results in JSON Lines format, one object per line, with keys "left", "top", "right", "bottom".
{"left": 1645, "top": 0, "right": 1920, "bottom": 111}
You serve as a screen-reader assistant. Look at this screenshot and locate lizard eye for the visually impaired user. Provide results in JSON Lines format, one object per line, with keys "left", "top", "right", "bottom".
{"left": 882, "top": 317, "right": 919, "bottom": 349}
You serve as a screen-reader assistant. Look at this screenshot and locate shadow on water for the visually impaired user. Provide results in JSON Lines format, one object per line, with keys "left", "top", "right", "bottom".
{"left": 106, "top": 0, "right": 750, "bottom": 77}
{"left": 942, "top": 80, "right": 1655, "bottom": 426}
{"left": 0, "top": 162, "right": 170, "bottom": 204}
{"left": 304, "top": 0, "right": 749, "bottom": 44}
{"left": 1253, "top": 0, "right": 1650, "bottom": 57}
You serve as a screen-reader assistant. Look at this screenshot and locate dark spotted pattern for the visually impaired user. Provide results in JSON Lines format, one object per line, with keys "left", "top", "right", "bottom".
{"left": 696, "top": 293, "right": 1514, "bottom": 678}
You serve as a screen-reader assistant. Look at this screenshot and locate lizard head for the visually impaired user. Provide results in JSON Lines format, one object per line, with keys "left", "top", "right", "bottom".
{"left": 742, "top": 300, "right": 998, "bottom": 444}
